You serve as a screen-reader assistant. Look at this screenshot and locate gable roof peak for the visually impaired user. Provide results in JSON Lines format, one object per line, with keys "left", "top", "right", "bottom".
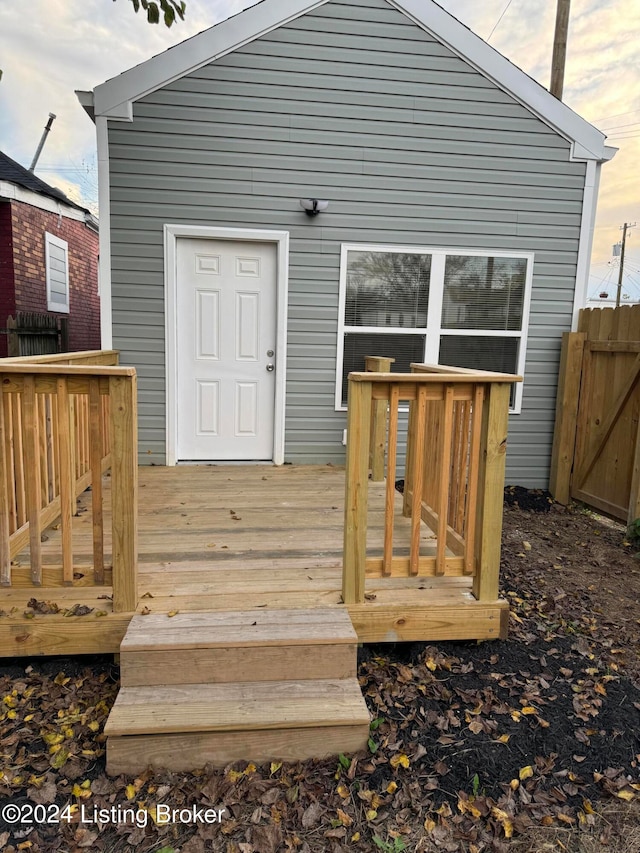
{"left": 87, "top": 0, "right": 613, "bottom": 163}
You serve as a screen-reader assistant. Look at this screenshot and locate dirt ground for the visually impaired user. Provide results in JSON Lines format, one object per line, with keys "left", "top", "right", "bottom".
{"left": 0, "top": 491, "right": 638, "bottom": 853}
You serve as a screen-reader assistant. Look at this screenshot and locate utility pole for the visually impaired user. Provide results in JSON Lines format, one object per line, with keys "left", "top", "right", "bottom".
{"left": 550, "top": 0, "right": 571, "bottom": 99}
{"left": 616, "top": 222, "right": 636, "bottom": 308}
{"left": 29, "top": 113, "right": 56, "bottom": 172}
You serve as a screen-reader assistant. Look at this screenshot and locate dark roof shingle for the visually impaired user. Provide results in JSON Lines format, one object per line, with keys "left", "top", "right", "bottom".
{"left": 0, "top": 151, "right": 87, "bottom": 212}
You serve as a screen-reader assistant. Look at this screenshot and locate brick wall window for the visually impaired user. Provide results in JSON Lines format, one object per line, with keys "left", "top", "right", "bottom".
{"left": 45, "top": 231, "right": 69, "bottom": 313}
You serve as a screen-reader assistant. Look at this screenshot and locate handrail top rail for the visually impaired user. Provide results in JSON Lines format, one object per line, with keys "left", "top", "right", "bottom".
{"left": 349, "top": 369, "right": 522, "bottom": 384}
{"left": 1, "top": 350, "right": 118, "bottom": 365}
{"left": 0, "top": 364, "right": 136, "bottom": 377}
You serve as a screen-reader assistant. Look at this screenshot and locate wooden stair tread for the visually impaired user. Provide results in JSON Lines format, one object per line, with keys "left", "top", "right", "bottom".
{"left": 105, "top": 678, "right": 370, "bottom": 736}
{"left": 122, "top": 607, "right": 357, "bottom": 650}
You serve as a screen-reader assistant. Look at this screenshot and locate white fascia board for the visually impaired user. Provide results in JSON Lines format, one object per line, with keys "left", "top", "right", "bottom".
{"left": 0, "top": 181, "right": 87, "bottom": 221}
{"left": 389, "top": 0, "right": 608, "bottom": 161}
{"left": 93, "top": 0, "right": 329, "bottom": 117}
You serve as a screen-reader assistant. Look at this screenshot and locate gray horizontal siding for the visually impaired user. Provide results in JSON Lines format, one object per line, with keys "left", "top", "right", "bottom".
{"left": 109, "top": 0, "right": 587, "bottom": 486}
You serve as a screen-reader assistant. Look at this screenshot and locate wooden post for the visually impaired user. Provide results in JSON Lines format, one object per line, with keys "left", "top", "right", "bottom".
{"left": 629, "top": 423, "right": 640, "bottom": 525}
{"left": 109, "top": 373, "right": 138, "bottom": 613}
{"left": 365, "top": 356, "right": 394, "bottom": 481}
{"left": 0, "top": 383, "right": 11, "bottom": 586}
{"left": 472, "top": 383, "right": 510, "bottom": 602}
{"left": 550, "top": 0, "right": 571, "bottom": 99}
{"left": 342, "top": 377, "right": 372, "bottom": 605}
{"left": 549, "top": 332, "right": 585, "bottom": 504}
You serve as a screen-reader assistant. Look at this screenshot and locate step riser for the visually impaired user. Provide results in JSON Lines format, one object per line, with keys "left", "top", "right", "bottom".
{"left": 107, "top": 724, "right": 369, "bottom": 775}
{"left": 120, "top": 643, "right": 357, "bottom": 687}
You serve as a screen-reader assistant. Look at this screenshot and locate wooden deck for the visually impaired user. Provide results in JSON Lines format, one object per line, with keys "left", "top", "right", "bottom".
{"left": 0, "top": 464, "right": 507, "bottom": 657}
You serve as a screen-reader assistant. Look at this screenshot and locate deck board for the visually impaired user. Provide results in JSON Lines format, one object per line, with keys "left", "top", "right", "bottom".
{"left": 0, "top": 465, "right": 507, "bottom": 655}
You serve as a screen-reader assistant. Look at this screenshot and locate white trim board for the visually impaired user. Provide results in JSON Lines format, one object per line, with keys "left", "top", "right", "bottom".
{"left": 96, "top": 116, "right": 113, "bottom": 349}
{"left": 164, "top": 224, "right": 289, "bottom": 467}
{"left": 0, "top": 180, "right": 88, "bottom": 222}
{"left": 88, "top": 0, "right": 612, "bottom": 162}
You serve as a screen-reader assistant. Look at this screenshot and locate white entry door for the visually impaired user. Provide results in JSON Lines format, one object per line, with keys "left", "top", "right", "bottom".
{"left": 176, "top": 237, "right": 277, "bottom": 461}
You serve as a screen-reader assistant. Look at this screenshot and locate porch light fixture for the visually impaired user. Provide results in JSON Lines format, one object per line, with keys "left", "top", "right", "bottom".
{"left": 300, "top": 198, "right": 329, "bottom": 217}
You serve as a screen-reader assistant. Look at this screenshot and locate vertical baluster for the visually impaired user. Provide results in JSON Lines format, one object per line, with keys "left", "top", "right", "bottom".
{"left": 3, "top": 390, "right": 17, "bottom": 536}
{"left": 382, "top": 385, "right": 399, "bottom": 576}
{"left": 56, "top": 378, "right": 74, "bottom": 585}
{"left": 52, "top": 394, "right": 60, "bottom": 499}
{"left": 436, "top": 384, "right": 455, "bottom": 575}
{"left": 13, "top": 393, "right": 26, "bottom": 529}
{"left": 23, "top": 376, "right": 42, "bottom": 585}
{"left": 89, "top": 379, "right": 105, "bottom": 584}
{"left": 403, "top": 393, "right": 415, "bottom": 518}
{"left": 409, "top": 385, "right": 427, "bottom": 575}
{"left": 38, "top": 394, "right": 48, "bottom": 509}
{"left": 465, "top": 385, "right": 485, "bottom": 575}
{"left": 0, "top": 383, "right": 11, "bottom": 586}
{"left": 454, "top": 401, "right": 471, "bottom": 536}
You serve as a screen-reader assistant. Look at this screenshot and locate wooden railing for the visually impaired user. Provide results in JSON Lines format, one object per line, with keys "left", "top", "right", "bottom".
{"left": 343, "top": 362, "right": 520, "bottom": 605}
{"left": 0, "top": 351, "right": 138, "bottom": 612}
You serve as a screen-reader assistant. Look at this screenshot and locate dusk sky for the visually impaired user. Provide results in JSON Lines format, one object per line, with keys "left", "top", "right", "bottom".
{"left": 1, "top": 0, "right": 638, "bottom": 301}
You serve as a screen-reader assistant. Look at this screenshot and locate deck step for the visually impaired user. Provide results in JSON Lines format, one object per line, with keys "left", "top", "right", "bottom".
{"left": 107, "top": 607, "right": 369, "bottom": 773}
{"left": 105, "top": 679, "right": 370, "bottom": 774}
{"left": 120, "top": 607, "right": 358, "bottom": 686}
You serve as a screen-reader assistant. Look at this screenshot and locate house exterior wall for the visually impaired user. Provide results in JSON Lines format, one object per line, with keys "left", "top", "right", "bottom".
{"left": 7, "top": 200, "right": 100, "bottom": 352}
{"left": 107, "top": 0, "right": 587, "bottom": 486}
{"left": 0, "top": 203, "right": 16, "bottom": 357}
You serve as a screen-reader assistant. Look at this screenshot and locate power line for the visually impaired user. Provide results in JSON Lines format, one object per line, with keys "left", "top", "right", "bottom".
{"left": 487, "top": 0, "right": 514, "bottom": 41}
{"left": 597, "top": 120, "right": 640, "bottom": 132}
{"left": 590, "top": 108, "right": 640, "bottom": 124}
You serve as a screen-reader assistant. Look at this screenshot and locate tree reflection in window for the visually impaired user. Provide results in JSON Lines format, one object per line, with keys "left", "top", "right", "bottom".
{"left": 345, "top": 252, "right": 431, "bottom": 328}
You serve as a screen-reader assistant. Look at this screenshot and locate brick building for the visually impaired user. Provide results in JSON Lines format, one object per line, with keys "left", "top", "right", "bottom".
{"left": 0, "top": 152, "right": 100, "bottom": 356}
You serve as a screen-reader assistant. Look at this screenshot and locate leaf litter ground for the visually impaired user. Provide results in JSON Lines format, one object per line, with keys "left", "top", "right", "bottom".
{"left": 0, "top": 493, "right": 639, "bottom": 853}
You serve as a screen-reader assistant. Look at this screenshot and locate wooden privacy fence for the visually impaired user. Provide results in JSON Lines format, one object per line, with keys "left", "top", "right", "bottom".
{"left": 0, "top": 351, "right": 138, "bottom": 612}
{"left": 550, "top": 305, "right": 640, "bottom": 523}
{"left": 342, "top": 361, "right": 520, "bottom": 605}
{"left": 5, "top": 312, "right": 69, "bottom": 357}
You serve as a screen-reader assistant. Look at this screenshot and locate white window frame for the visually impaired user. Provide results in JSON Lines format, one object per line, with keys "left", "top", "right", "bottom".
{"left": 336, "top": 243, "right": 534, "bottom": 414}
{"left": 45, "top": 232, "right": 70, "bottom": 313}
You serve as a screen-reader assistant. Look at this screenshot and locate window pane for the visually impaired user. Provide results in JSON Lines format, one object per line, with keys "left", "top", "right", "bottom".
{"left": 439, "top": 335, "right": 518, "bottom": 406}
{"left": 342, "top": 332, "right": 426, "bottom": 406}
{"left": 345, "top": 251, "right": 431, "bottom": 328}
{"left": 442, "top": 256, "right": 526, "bottom": 331}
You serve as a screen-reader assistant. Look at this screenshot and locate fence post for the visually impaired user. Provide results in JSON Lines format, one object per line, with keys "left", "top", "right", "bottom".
{"left": 365, "top": 356, "right": 394, "bottom": 481}
{"left": 549, "top": 332, "right": 586, "bottom": 504}
{"left": 109, "top": 372, "right": 138, "bottom": 612}
{"left": 342, "top": 376, "right": 372, "bottom": 605}
{"left": 473, "top": 382, "right": 510, "bottom": 602}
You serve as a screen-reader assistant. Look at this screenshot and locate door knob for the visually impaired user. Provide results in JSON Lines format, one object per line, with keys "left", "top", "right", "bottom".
{"left": 266, "top": 363, "right": 275, "bottom": 372}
